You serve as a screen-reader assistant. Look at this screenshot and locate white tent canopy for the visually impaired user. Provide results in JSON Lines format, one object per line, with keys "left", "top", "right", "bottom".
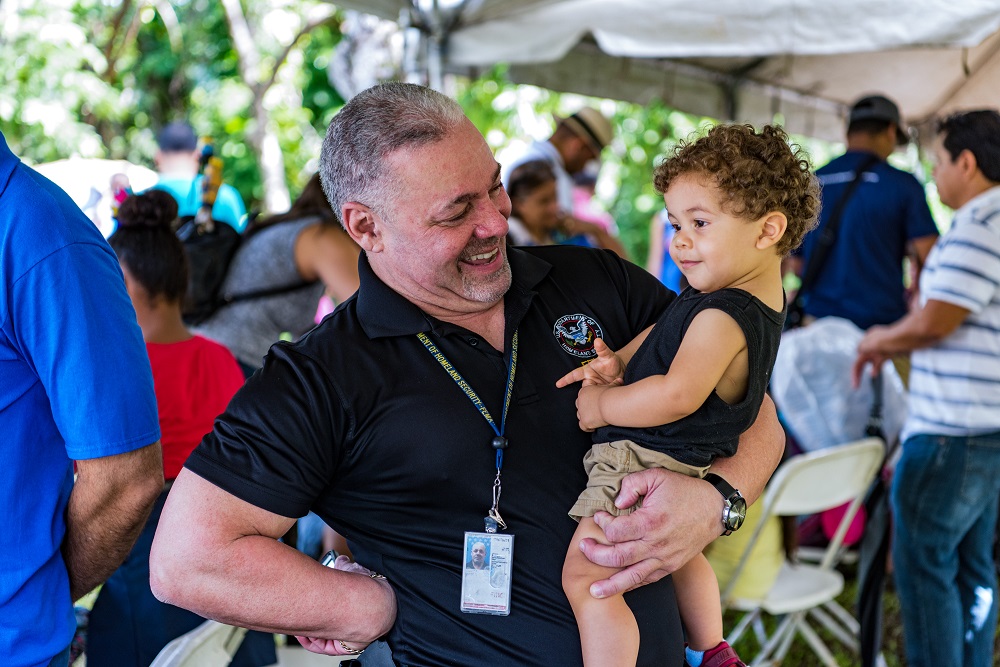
{"left": 330, "top": 0, "right": 1000, "bottom": 143}
{"left": 32, "top": 158, "right": 158, "bottom": 238}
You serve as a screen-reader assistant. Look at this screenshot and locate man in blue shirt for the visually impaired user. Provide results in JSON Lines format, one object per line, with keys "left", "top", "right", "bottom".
{"left": 1, "top": 131, "right": 163, "bottom": 667}
{"left": 150, "top": 121, "right": 248, "bottom": 232}
{"left": 791, "top": 94, "right": 939, "bottom": 330}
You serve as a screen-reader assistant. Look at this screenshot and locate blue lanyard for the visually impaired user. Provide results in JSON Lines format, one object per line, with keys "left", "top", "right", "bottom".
{"left": 416, "top": 330, "right": 518, "bottom": 531}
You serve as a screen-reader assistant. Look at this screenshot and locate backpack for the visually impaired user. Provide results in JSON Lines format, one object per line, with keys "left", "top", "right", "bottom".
{"left": 175, "top": 148, "right": 314, "bottom": 325}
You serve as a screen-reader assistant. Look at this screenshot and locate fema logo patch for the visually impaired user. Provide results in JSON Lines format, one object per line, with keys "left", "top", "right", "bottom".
{"left": 553, "top": 314, "right": 604, "bottom": 358}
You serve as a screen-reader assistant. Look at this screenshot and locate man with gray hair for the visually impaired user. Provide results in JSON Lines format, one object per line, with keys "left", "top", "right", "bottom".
{"left": 151, "top": 82, "right": 783, "bottom": 665}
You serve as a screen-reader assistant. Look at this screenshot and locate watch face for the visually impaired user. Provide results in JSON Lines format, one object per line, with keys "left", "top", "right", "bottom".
{"left": 727, "top": 497, "right": 748, "bottom": 531}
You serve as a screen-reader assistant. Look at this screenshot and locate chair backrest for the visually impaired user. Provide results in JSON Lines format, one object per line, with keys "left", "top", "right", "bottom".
{"left": 721, "top": 437, "right": 886, "bottom": 604}
{"left": 149, "top": 619, "right": 248, "bottom": 667}
{"left": 765, "top": 437, "right": 885, "bottom": 569}
{"left": 763, "top": 437, "right": 885, "bottom": 518}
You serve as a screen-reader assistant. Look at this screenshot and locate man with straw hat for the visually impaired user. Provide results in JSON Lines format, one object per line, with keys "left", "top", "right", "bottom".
{"left": 503, "top": 107, "right": 614, "bottom": 215}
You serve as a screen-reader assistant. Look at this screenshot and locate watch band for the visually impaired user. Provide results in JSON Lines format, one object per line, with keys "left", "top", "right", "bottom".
{"left": 704, "top": 473, "right": 746, "bottom": 535}
{"left": 704, "top": 473, "right": 738, "bottom": 501}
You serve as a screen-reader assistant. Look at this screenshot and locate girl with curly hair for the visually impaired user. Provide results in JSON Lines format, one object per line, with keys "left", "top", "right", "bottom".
{"left": 86, "top": 189, "right": 276, "bottom": 667}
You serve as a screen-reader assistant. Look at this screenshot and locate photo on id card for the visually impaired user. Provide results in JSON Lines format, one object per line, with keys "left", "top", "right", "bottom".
{"left": 460, "top": 531, "right": 513, "bottom": 615}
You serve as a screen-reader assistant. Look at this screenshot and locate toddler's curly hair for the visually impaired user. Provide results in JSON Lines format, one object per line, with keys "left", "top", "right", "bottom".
{"left": 653, "top": 124, "right": 820, "bottom": 256}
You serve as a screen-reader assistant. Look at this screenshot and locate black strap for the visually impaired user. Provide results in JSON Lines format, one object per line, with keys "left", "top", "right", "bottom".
{"left": 221, "top": 279, "right": 319, "bottom": 306}
{"left": 864, "top": 373, "right": 886, "bottom": 440}
{"left": 186, "top": 174, "right": 212, "bottom": 225}
{"left": 786, "top": 154, "right": 881, "bottom": 329}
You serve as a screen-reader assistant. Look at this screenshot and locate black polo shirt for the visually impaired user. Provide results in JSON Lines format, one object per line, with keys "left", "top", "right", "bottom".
{"left": 186, "top": 245, "right": 681, "bottom": 666}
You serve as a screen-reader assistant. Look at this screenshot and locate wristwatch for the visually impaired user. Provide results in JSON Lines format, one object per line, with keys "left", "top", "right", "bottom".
{"left": 704, "top": 473, "right": 747, "bottom": 536}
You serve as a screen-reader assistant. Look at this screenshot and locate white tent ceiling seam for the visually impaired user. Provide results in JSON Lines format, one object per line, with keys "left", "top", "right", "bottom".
{"left": 326, "top": 0, "right": 1000, "bottom": 144}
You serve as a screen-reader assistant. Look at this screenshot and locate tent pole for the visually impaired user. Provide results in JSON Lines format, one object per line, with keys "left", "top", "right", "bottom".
{"left": 421, "top": 0, "right": 471, "bottom": 93}
{"left": 427, "top": 2, "right": 445, "bottom": 92}
{"left": 722, "top": 57, "right": 768, "bottom": 121}
{"left": 400, "top": 7, "right": 425, "bottom": 85}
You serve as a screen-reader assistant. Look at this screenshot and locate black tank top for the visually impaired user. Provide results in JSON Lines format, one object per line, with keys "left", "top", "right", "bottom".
{"left": 595, "top": 287, "right": 784, "bottom": 467}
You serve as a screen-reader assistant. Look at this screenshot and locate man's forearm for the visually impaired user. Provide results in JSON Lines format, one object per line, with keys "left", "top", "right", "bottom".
{"left": 860, "top": 300, "right": 970, "bottom": 357}
{"left": 152, "top": 531, "right": 396, "bottom": 642}
{"left": 580, "top": 396, "right": 785, "bottom": 595}
{"left": 710, "top": 395, "right": 784, "bottom": 504}
{"left": 63, "top": 443, "right": 163, "bottom": 600}
{"left": 160, "top": 535, "right": 396, "bottom": 644}
{"left": 149, "top": 470, "right": 396, "bottom": 643}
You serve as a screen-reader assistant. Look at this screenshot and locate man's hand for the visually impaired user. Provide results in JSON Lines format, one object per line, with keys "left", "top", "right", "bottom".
{"left": 294, "top": 636, "right": 359, "bottom": 656}
{"left": 556, "top": 338, "right": 625, "bottom": 389}
{"left": 576, "top": 385, "right": 612, "bottom": 432}
{"left": 852, "top": 325, "right": 891, "bottom": 388}
{"left": 580, "top": 468, "right": 724, "bottom": 598}
{"left": 560, "top": 215, "right": 628, "bottom": 258}
{"left": 578, "top": 397, "right": 782, "bottom": 598}
{"left": 296, "top": 555, "right": 392, "bottom": 656}
{"left": 853, "top": 300, "right": 969, "bottom": 388}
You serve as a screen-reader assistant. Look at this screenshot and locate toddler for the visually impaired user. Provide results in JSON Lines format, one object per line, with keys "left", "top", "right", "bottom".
{"left": 558, "top": 123, "right": 819, "bottom": 667}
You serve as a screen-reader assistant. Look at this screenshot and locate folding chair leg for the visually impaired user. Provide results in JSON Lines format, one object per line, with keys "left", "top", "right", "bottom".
{"left": 751, "top": 616, "right": 768, "bottom": 647}
{"left": 726, "top": 609, "right": 760, "bottom": 646}
{"left": 795, "top": 620, "right": 840, "bottom": 667}
{"left": 771, "top": 613, "right": 802, "bottom": 664}
{"left": 809, "top": 605, "right": 859, "bottom": 652}
{"left": 822, "top": 599, "right": 861, "bottom": 635}
{"left": 752, "top": 614, "right": 794, "bottom": 665}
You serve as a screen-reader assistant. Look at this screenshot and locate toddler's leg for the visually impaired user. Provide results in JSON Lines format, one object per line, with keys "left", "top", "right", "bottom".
{"left": 562, "top": 516, "right": 639, "bottom": 667}
{"left": 675, "top": 554, "right": 746, "bottom": 667}
{"left": 673, "top": 553, "right": 723, "bottom": 650}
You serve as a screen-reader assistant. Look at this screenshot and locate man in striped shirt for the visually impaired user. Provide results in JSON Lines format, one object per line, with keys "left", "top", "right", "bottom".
{"left": 853, "top": 109, "right": 1000, "bottom": 667}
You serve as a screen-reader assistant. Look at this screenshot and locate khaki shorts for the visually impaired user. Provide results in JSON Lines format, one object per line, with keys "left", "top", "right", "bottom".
{"left": 568, "top": 440, "right": 710, "bottom": 521}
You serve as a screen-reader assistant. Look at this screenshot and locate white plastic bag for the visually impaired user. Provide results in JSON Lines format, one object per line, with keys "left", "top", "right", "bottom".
{"left": 771, "top": 317, "right": 908, "bottom": 451}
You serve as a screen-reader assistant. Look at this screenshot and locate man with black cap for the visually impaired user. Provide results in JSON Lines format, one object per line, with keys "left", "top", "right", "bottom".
{"left": 789, "top": 94, "right": 939, "bottom": 331}
{"left": 150, "top": 121, "right": 248, "bottom": 232}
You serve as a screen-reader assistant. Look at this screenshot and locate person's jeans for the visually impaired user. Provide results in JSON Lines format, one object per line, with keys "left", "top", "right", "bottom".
{"left": 296, "top": 511, "right": 326, "bottom": 560}
{"left": 891, "top": 432, "right": 1000, "bottom": 667}
{"left": 47, "top": 645, "right": 70, "bottom": 667}
{"left": 357, "top": 640, "right": 394, "bottom": 666}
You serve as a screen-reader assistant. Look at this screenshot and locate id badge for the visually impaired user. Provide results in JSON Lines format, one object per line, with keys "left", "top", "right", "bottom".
{"left": 460, "top": 531, "right": 514, "bottom": 615}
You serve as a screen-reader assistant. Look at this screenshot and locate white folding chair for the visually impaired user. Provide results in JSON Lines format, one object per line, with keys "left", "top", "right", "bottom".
{"left": 721, "top": 437, "right": 885, "bottom": 667}
{"left": 150, "top": 619, "right": 248, "bottom": 667}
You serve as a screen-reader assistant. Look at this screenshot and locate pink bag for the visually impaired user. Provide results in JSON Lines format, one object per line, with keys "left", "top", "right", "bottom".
{"left": 821, "top": 502, "right": 867, "bottom": 547}
{"left": 797, "top": 501, "right": 867, "bottom": 549}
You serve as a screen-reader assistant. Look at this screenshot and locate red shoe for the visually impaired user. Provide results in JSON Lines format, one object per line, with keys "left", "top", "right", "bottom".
{"left": 700, "top": 641, "right": 746, "bottom": 667}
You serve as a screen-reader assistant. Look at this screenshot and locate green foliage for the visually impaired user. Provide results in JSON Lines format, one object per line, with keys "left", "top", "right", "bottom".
{"left": 454, "top": 69, "right": 709, "bottom": 264}
{"left": 300, "top": 24, "right": 346, "bottom": 134}
{"left": 6, "top": 5, "right": 874, "bottom": 247}
{"left": 1, "top": 0, "right": 344, "bottom": 213}
{"left": 604, "top": 101, "right": 707, "bottom": 263}
{"left": 455, "top": 64, "right": 560, "bottom": 154}
{"left": 0, "top": 2, "right": 121, "bottom": 161}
